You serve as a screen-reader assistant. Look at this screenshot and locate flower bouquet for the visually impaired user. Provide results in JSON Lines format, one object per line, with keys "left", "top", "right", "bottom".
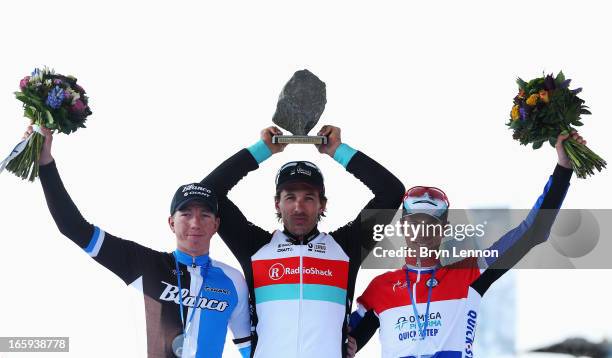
{"left": 0, "top": 67, "right": 92, "bottom": 181}
{"left": 508, "top": 71, "right": 606, "bottom": 178}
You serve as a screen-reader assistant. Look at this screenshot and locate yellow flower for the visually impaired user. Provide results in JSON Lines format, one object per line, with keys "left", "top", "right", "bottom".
{"left": 526, "top": 93, "right": 539, "bottom": 106}
{"left": 511, "top": 105, "right": 520, "bottom": 121}
{"left": 539, "top": 90, "right": 549, "bottom": 103}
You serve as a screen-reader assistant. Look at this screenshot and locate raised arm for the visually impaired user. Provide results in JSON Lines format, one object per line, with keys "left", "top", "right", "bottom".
{"left": 471, "top": 131, "right": 584, "bottom": 296}
{"left": 320, "top": 125, "right": 405, "bottom": 259}
{"left": 199, "top": 127, "right": 287, "bottom": 261}
{"left": 34, "top": 126, "right": 154, "bottom": 285}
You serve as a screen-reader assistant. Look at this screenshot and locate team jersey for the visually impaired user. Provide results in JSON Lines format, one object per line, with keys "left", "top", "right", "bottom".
{"left": 350, "top": 164, "right": 573, "bottom": 358}
{"left": 39, "top": 161, "right": 252, "bottom": 358}
{"left": 200, "top": 144, "right": 405, "bottom": 358}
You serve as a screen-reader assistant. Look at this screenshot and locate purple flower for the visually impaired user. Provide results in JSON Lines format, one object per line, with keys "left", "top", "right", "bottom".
{"left": 53, "top": 79, "right": 63, "bottom": 85}
{"left": 69, "top": 99, "right": 87, "bottom": 113}
{"left": 519, "top": 106, "right": 528, "bottom": 120}
{"left": 571, "top": 87, "right": 583, "bottom": 94}
{"left": 19, "top": 76, "right": 30, "bottom": 90}
{"left": 45, "top": 85, "right": 65, "bottom": 109}
{"left": 544, "top": 75, "right": 556, "bottom": 90}
{"left": 560, "top": 79, "right": 572, "bottom": 89}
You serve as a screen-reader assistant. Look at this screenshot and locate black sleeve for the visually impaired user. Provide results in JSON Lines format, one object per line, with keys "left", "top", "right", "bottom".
{"left": 471, "top": 164, "right": 572, "bottom": 296}
{"left": 200, "top": 149, "right": 272, "bottom": 262}
{"left": 351, "top": 310, "right": 380, "bottom": 352}
{"left": 39, "top": 161, "right": 156, "bottom": 284}
{"left": 329, "top": 151, "right": 405, "bottom": 262}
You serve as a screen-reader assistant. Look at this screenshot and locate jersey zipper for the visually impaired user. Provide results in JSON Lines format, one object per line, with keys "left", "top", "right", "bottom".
{"left": 297, "top": 244, "right": 303, "bottom": 357}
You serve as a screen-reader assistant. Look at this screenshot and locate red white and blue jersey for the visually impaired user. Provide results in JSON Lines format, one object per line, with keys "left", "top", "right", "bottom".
{"left": 356, "top": 262, "right": 481, "bottom": 358}
{"left": 350, "top": 164, "right": 573, "bottom": 358}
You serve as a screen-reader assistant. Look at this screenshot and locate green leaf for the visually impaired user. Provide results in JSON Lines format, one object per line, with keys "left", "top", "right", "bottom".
{"left": 555, "top": 71, "right": 565, "bottom": 84}
{"left": 533, "top": 140, "right": 544, "bottom": 150}
{"left": 516, "top": 78, "right": 528, "bottom": 89}
{"left": 44, "top": 110, "right": 55, "bottom": 125}
{"left": 573, "top": 120, "right": 584, "bottom": 126}
{"left": 549, "top": 137, "right": 557, "bottom": 148}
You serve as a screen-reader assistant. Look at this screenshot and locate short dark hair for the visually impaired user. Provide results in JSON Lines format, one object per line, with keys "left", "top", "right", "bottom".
{"left": 274, "top": 184, "right": 327, "bottom": 222}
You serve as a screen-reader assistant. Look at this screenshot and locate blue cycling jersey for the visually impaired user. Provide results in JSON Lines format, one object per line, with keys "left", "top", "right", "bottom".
{"left": 40, "top": 161, "right": 252, "bottom": 358}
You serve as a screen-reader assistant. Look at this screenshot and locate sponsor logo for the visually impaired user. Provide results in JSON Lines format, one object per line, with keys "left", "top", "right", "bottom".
{"left": 267, "top": 262, "right": 334, "bottom": 280}
{"left": 465, "top": 310, "right": 478, "bottom": 358}
{"left": 307, "top": 242, "right": 326, "bottom": 254}
{"left": 393, "top": 313, "right": 443, "bottom": 335}
{"left": 426, "top": 278, "right": 439, "bottom": 288}
{"left": 392, "top": 280, "right": 408, "bottom": 292}
{"left": 205, "top": 286, "right": 230, "bottom": 295}
{"left": 159, "top": 281, "right": 229, "bottom": 312}
{"left": 181, "top": 184, "right": 212, "bottom": 197}
{"left": 277, "top": 243, "right": 294, "bottom": 253}
{"left": 269, "top": 263, "right": 285, "bottom": 280}
{"left": 296, "top": 167, "right": 311, "bottom": 176}
{"left": 182, "top": 184, "right": 211, "bottom": 194}
{"left": 395, "top": 316, "right": 409, "bottom": 331}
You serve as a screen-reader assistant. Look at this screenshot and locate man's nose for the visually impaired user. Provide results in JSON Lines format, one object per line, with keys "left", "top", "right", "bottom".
{"left": 190, "top": 216, "right": 203, "bottom": 228}
{"left": 292, "top": 199, "right": 305, "bottom": 213}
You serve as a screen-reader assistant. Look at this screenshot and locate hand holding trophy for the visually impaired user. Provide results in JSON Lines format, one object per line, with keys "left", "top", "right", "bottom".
{"left": 271, "top": 69, "right": 328, "bottom": 145}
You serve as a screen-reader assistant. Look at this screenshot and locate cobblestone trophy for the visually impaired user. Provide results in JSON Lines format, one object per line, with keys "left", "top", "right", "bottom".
{"left": 271, "top": 69, "right": 328, "bottom": 144}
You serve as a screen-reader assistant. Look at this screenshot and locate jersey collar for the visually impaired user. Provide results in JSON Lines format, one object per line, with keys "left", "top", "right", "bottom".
{"left": 283, "top": 226, "right": 320, "bottom": 245}
{"left": 174, "top": 249, "right": 210, "bottom": 267}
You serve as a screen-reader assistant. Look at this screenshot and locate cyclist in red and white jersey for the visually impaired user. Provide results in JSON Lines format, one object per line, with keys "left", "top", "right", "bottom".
{"left": 347, "top": 131, "right": 586, "bottom": 358}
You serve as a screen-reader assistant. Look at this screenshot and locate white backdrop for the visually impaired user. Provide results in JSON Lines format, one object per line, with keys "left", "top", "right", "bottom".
{"left": 1, "top": 1, "right": 611, "bottom": 357}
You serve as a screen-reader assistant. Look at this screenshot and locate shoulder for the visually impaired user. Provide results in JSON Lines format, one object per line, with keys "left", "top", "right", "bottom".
{"left": 210, "top": 259, "right": 247, "bottom": 291}
{"left": 365, "top": 269, "right": 404, "bottom": 292}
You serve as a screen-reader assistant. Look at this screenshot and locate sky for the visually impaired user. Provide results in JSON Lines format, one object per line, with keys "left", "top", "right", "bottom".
{"left": 1, "top": 1, "right": 611, "bottom": 357}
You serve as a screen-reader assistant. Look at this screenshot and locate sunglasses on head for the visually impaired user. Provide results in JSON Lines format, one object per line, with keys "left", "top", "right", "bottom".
{"left": 403, "top": 186, "right": 450, "bottom": 207}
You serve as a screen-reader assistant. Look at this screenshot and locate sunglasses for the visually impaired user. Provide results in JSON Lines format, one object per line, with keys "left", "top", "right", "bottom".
{"left": 403, "top": 186, "right": 450, "bottom": 207}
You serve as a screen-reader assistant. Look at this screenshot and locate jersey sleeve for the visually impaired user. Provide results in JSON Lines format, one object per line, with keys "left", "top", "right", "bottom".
{"left": 355, "top": 274, "right": 380, "bottom": 313}
{"left": 484, "top": 164, "right": 572, "bottom": 267}
{"left": 351, "top": 276, "right": 382, "bottom": 352}
{"left": 39, "top": 161, "right": 157, "bottom": 285}
{"left": 215, "top": 262, "right": 252, "bottom": 358}
{"left": 471, "top": 164, "right": 572, "bottom": 296}
{"left": 328, "top": 147, "right": 405, "bottom": 262}
{"left": 200, "top": 148, "right": 272, "bottom": 263}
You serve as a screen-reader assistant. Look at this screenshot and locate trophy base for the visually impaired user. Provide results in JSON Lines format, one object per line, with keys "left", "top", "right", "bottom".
{"left": 272, "top": 135, "right": 328, "bottom": 144}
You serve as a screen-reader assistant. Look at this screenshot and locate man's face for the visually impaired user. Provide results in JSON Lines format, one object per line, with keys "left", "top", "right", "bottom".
{"left": 168, "top": 202, "right": 220, "bottom": 256}
{"left": 403, "top": 213, "right": 444, "bottom": 250}
{"left": 275, "top": 184, "right": 325, "bottom": 238}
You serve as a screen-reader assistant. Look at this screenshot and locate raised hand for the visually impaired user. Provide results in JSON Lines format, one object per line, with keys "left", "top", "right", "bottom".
{"left": 260, "top": 126, "right": 288, "bottom": 155}
{"left": 316, "top": 125, "right": 342, "bottom": 157}
{"left": 556, "top": 130, "right": 586, "bottom": 169}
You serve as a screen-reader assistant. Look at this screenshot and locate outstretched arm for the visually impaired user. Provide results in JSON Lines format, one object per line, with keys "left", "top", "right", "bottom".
{"left": 33, "top": 126, "right": 154, "bottom": 285}
{"left": 472, "top": 132, "right": 584, "bottom": 295}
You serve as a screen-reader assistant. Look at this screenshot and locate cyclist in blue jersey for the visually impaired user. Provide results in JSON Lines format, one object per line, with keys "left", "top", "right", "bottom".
{"left": 26, "top": 126, "right": 252, "bottom": 358}
{"left": 346, "top": 131, "right": 587, "bottom": 358}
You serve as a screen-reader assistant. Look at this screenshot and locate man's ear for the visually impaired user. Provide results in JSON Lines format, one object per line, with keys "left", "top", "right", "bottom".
{"left": 168, "top": 215, "right": 175, "bottom": 233}
{"left": 320, "top": 198, "right": 327, "bottom": 213}
{"left": 214, "top": 216, "right": 220, "bottom": 232}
